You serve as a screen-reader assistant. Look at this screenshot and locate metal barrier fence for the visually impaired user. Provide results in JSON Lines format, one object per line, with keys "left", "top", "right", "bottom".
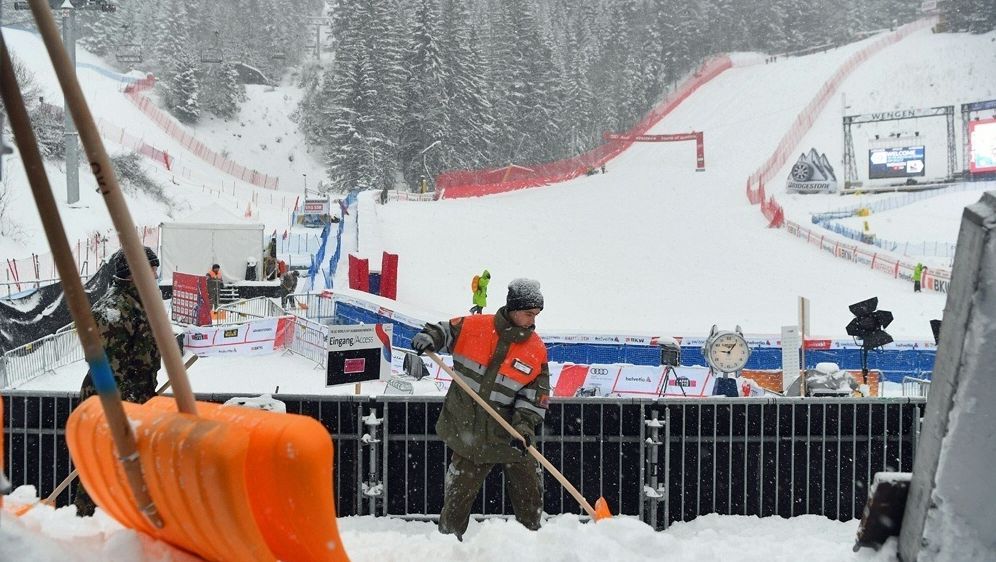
{"left": 287, "top": 316, "right": 330, "bottom": 368}
{"left": 902, "top": 376, "right": 931, "bottom": 398}
{"left": 0, "top": 328, "right": 83, "bottom": 389}
{"left": 216, "top": 297, "right": 285, "bottom": 323}
{"left": 2, "top": 393, "right": 924, "bottom": 529}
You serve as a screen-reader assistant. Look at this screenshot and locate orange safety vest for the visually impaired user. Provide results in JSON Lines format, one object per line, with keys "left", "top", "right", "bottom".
{"left": 208, "top": 269, "right": 222, "bottom": 279}
{"left": 451, "top": 314, "right": 547, "bottom": 387}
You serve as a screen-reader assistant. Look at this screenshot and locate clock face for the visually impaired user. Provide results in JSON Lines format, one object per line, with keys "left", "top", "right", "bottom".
{"left": 707, "top": 332, "right": 750, "bottom": 373}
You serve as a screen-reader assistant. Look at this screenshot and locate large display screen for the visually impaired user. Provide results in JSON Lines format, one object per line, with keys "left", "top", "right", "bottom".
{"left": 969, "top": 118, "right": 996, "bottom": 174}
{"left": 868, "top": 146, "right": 926, "bottom": 179}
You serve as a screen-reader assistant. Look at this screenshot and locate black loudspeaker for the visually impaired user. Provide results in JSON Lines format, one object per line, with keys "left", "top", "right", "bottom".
{"left": 930, "top": 319, "right": 942, "bottom": 345}
{"left": 848, "top": 297, "right": 878, "bottom": 317}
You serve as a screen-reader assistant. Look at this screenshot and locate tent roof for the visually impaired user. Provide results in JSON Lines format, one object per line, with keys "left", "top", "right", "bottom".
{"left": 168, "top": 202, "right": 258, "bottom": 226}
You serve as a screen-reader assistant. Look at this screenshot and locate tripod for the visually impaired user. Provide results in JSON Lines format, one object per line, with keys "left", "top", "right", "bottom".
{"left": 661, "top": 365, "right": 687, "bottom": 397}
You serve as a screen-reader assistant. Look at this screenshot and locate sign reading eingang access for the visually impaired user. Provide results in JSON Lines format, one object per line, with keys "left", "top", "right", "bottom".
{"left": 868, "top": 146, "right": 926, "bottom": 179}
{"left": 968, "top": 118, "right": 996, "bottom": 174}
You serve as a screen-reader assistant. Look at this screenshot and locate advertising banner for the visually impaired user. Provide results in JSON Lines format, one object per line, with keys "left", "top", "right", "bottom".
{"left": 184, "top": 316, "right": 294, "bottom": 356}
{"left": 171, "top": 272, "right": 212, "bottom": 326}
{"left": 968, "top": 117, "right": 996, "bottom": 174}
{"left": 325, "top": 324, "right": 393, "bottom": 387}
{"left": 298, "top": 198, "right": 334, "bottom": 227}
{"left": 611, "top": 365, "right": 667, "bottom": 396}
{"left": 661, "top": 367, "right": 715, "bottom": 397}
{"left": 868, "top": 146, "right": 926, "bottom": 179}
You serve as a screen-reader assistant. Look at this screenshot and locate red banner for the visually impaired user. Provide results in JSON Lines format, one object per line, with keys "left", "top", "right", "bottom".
{"left": 380, "top": 252, "right": 398, "bottom": 300}
{"left": 437, "top": 56, "right": 732, "bottom": 199}
{"left": 171, "top": 272, "right": 212, "bottom": 326}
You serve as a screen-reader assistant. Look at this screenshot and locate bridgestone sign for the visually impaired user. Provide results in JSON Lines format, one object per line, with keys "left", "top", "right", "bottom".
{"left": 786, "top": 148, "right": 839, "bottom": 194}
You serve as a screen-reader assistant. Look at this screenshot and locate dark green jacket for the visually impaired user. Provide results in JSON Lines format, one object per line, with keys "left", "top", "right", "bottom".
{"left": 424, "top": 307, "right": 551, "bottom": 464}
{"left": 80, "top": 280, "right": 161, "bottom": 403}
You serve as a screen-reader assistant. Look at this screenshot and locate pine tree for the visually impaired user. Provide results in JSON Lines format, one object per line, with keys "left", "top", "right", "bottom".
{"left": 170, "top": 51, "right": 201, "bottom": 124}
{"left": 399, "top": 0, "right": 449, "bottom": 184}
{"left": 439, "top": 0, "right": 495, "bottom": 171}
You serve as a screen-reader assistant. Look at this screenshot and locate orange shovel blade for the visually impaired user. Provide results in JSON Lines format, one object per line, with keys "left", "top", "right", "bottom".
{"left": 594, "top": 497, "right": 612, "bottom": 521}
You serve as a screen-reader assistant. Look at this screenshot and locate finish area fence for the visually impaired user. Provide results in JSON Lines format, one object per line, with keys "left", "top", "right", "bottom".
{"left": 2, "top": 393, "right": 924, "bottom": 529}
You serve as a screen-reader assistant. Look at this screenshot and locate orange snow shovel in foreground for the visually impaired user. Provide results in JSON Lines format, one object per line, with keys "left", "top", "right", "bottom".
{"left": 427, "top": 352, "right": 613, "bottom": 521}
{"left": 2, "top": 2, "right": 350, "bottom": 560}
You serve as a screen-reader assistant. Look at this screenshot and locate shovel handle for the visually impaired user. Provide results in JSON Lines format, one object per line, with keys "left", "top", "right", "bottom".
{"left": 25, "top": 0, "right": 196, "bottom": 416}
{"left": 0, "top": 29, "right": 161, "bottom": 527}
{"left": 426, "top": 352, "right": 599, "bottom": 520}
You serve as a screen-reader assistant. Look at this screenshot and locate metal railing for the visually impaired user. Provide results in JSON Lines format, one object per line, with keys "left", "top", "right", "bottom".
{"left": 902, "top": 376, "right": 931, "bottom": 398}
{"left": 286, "top": 292, "right": 337, "bottom": 323}
{"left": 0, "top": 328, "right": 84, "bottom": 389}
{"left": 216, "top": 296, "right": 284, "bottom": 323}
{"left": 286, "top": 316, "right": 330, "bottom": 368}
{"left": 2, "top": 392, "right": 925, "bottom": 529}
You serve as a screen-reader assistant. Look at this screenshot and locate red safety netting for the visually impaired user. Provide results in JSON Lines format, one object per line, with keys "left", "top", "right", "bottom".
{"left": 436, "top": 56, "right": 733, "bottom": 199}
{"left": 3, "top": 225, "right": 160, "bottom": 294}
{"left": 95, "top": 117, "right": 173, "bottom": 170}
{"left": 123, "top": 76, "right": 280, "bottom": 190}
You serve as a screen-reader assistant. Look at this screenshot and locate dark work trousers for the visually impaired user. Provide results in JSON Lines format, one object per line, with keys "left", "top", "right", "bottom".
{"left": 438, "top": 451, "right": 543, "bottom": 539}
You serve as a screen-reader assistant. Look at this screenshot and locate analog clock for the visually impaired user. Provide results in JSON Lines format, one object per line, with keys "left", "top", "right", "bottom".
{"left": 703, "top": 325, "right": 751, "bottom": 374}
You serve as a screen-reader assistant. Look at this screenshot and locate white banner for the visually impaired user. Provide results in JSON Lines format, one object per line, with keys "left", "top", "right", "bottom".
{"left": 184, "top": 316, "right": 293, "bottom": 356}
{"left": 661, "top": 367, "right": 716, "bottom": 397}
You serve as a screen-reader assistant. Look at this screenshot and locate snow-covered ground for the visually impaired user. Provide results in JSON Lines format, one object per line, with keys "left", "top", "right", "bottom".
{"left": 4, "top": 22, "right": 987, "bottom": 562}
{"left": 362, "top": 27, "right": 996, "bottom": 339}
{"left": 1, "top": 491, "right": 897, "bottom": 562}
{"left": 2, "top": 27, "right": 994, "bottom": 339}
{"left": 0, "top": 27, "right": 305, "bottom": 262}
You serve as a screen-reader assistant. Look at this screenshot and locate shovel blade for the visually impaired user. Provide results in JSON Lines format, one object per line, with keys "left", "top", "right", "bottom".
{"left": 594, "top": 497, "right": 612, "bottom": 521}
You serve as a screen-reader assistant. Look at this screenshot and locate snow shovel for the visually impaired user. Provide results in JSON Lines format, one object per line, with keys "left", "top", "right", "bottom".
{"left": 426, "top": 352, "right": 612, "bottom": 521}
{"left": 17, "top": 3, "right": 351, "bottom": 560}
{"left": 11, "top": 355, "right": 199, "bottom": 517}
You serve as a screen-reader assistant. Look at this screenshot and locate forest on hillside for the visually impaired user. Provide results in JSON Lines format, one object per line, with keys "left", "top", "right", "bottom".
{"left": 2, "top": 0, "right": 992, "bottom": 193}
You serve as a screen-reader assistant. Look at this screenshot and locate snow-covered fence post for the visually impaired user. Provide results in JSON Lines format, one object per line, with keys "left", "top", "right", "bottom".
{"left": 642, "top": 408, "right": 668, "bottom": 530}
{"left": 360, "top": 409, "right": 384, "bottom": 516}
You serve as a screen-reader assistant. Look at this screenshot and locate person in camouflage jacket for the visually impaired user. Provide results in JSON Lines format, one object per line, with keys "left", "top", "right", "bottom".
{"left": 411, "top": 278, "right": 551, "bottom": 540}
{"left": 75, "top": 247, "right": 162, "bottom": 516}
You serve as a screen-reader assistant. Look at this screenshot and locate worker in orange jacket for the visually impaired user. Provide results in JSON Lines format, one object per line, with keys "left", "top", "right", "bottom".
{"left": 411, "top": 278, "right": 551, "bottom": 540}
{"left": 206, "top": 263, "right": 222, "bottom": 309}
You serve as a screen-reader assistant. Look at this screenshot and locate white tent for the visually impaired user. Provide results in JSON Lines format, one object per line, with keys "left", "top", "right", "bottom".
{"left": 160, "top": 203, "right": 264, "bottom": 283}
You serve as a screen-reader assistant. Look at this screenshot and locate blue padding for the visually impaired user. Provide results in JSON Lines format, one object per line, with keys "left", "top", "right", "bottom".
{"left": 86, "top": 354, "right": 117, "bottom": 394}
{"left": 333, "top": 302, "right": 936, "bottom": 381}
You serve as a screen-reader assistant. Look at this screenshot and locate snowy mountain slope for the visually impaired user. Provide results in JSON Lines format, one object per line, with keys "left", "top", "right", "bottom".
{"left": 0, "top": 27, "right": 302, "bottom": 261}
{"left": 363, "top": 28, "right": 996, "bottom": 339}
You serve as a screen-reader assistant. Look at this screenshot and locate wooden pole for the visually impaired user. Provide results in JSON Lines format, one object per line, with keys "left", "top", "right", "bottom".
{"left": 427, "top": 352, "right": 607, "bottom": 520}
{"left": 26, "top": 0, "right": 197, "bottom": 415}
{"left": 0, "top": 31, "right": 162, "bottom": 527}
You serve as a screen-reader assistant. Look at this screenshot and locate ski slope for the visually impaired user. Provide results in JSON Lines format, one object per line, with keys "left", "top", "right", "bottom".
{"left": 0, "top": 27, "right": 304, "bottom": 262}
{"left": 363, "top": 27, "right": 996, "bottom": 339}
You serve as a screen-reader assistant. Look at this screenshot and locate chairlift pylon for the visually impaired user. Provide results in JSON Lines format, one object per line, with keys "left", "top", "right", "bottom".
{"left": 199, "top": 30, "right": 225, "bottom": 64}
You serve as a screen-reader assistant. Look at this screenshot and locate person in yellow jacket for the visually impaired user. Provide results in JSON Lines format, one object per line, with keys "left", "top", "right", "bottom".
{"left": 411, "top": 278, "right": 550, "bottom": 540}
{"left": 469, "top": 269, "right": 490, "bottom": 314}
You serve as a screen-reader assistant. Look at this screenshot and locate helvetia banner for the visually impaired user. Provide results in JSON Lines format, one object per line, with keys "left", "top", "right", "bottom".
{"left": 184, "top": 316, "right": 294, "bottom": 356}
{"left": 325, "top": 324, "right": 393, "bottom": 387}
